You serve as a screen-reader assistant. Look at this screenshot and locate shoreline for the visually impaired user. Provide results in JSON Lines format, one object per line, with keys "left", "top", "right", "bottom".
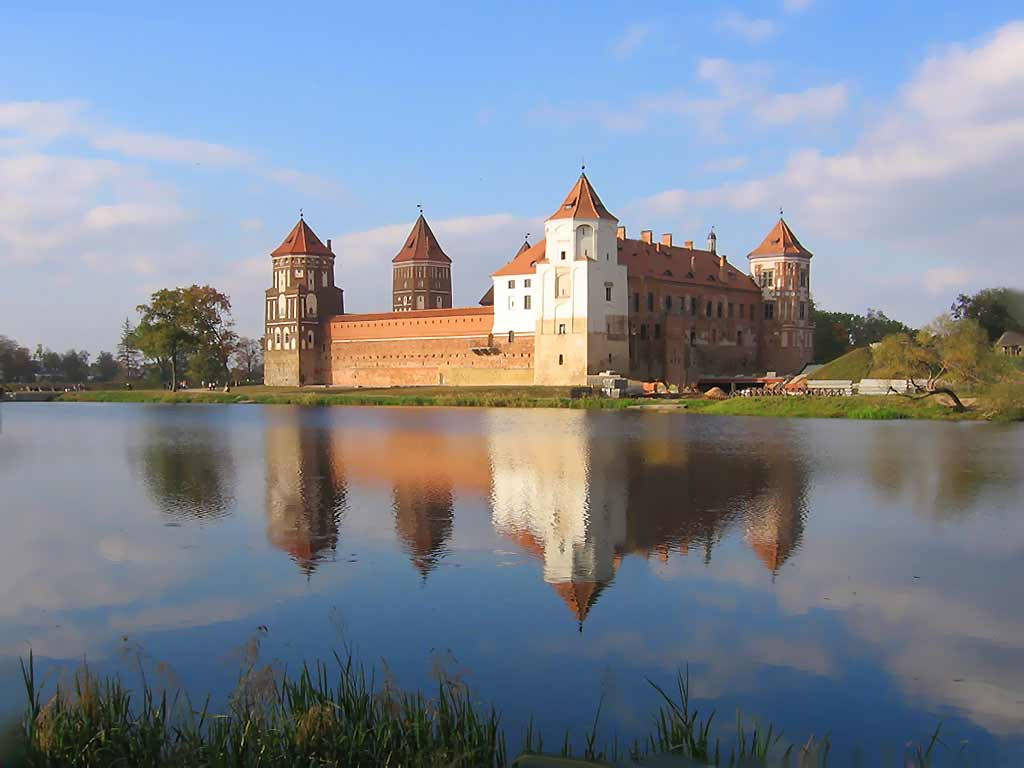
{"left": 45, "top": 388, "right": 993, "bottom": 421}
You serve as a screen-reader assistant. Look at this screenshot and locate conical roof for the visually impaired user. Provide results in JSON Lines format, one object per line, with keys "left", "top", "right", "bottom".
{"left": 549, "top": 173, "right": 617, "bottom": 221}
{"left": 271, "top": 217, "right": 332, "bottom": 257}
{"left": 551, "top": 580, "right": 607, "bottom": 625}
{"left": 748, "top": 218, "right": 813, "bottom": 259}
{"left": 393, "top": 214, "right": 452, "bottom": 264}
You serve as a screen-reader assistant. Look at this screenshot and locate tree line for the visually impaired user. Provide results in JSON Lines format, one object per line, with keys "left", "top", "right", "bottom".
{"left": 1, "top": 284, "right": 263, "bottom": 389}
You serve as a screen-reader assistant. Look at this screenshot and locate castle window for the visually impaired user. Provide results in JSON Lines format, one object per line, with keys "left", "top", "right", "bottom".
{"left": 764, "top": 302, "right": 775, "bottom": 320}
{"left": 606, "top": 285, "right": 613, "bottom": 301}
{"left": 717, "top": 302, "right": 723, "bottom": 318}
{"left": 654, "top": 324, "right": 661, "bottom": 339}
{"left": 712, "top": 329, "right": 717, "bottom": 344}
{"left": 558, "top": 323, "right": 566, "bottom": 335}
{"left": 436, "top": 296, "right": 443, "bottom": 308}
{"left": 737, "top": 330, "right": 743, "bottom": 345}
{"left": 524, "top": 279, "right": 532, "bottom": 288}
{"left": 799, "top": 301, "right": 806, "bottom": 320}
{"left": 322, "top": 271, "right": 328, "bottom": 287}
{"left": 739, "top": 304, "right": 745, "bottom": 319}
{"left": 690, "top": 330, "right": 696, "bottom": 346}
{"left": 558, "top": 354, "right": 564, "bottom": 365}
{"left": 508, "top": 280, "right": 515, "bottom": 289}
{"left": 664, "top": 296, "right": 672, "bottom": 311}
{"left": 640, "top": 324, "right": 648, "bottom": 340}
{"left": 749, "top": 304, "right": 755, "bottom": 319}
{"left": 690, "top": 297, "right": 697, "bottom": 316}
{"left": 800, "top": 269, "right": 808, "bottom": 288}
{"left": 647, "top": 292, "right": 654, "bottom": 311}
{"left": 706, "top": 301, "right": 712, "bottom": 317}
{"left": 560, "top": 251, "right": 566, "bottom": 260}
{"left": 508, "top": 296, "right": 516, "bottom": 309}
{"left": 508, "top": 331, "right": 515, "bottom": 343}
{"left": 759, "top": 269, "right": 774, "bottom": 288}
{"left": 728, "top": 303, "right": 734, "bottom": 318}
{"left": 633, "top": 293, "right": 640, "bottom": 312}
{"left": 524, "top": 295, "right": 532, "bottom": 310}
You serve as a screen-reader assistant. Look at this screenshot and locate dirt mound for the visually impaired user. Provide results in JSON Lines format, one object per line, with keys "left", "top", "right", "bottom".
{"left": 704, "top": 386, "right": 729, "bottom": 400}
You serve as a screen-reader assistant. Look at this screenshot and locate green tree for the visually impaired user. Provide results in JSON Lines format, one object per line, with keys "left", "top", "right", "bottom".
{"left": 38, "top": 349, "right": 62, "bottom": 379}
{"left": 187, "top": 285, "right": 237, "bottom": 386}
{"left": 91, "top": 351, "right": 120, "bottom": 382}
{"left": 59, "top": 350, "right": 90, "bottom": 382}
{"left": 951, "top": 287, "right": 1024, "bottom": 342}
{"left": 811, "top": 304, "right": 913, "bottom": 363}
{"left": 135, "top": 288, "right": 199, "bottom": 391}
{"left": 117, "top": 318, "right": 141, "bottom": 379}
{"left": 0, "top": 336, "right": 38, "bottom": 382}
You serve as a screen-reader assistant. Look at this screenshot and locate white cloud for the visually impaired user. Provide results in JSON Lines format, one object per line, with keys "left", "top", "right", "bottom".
{"left": 628, "top": 21, "right": 1024, "bottom": 319}
{"left": 720, "top": 11, "right": 776, "bottom": 43}
{"left": 83, "top": 202, "right": 187, "bottom": 232}
{"left": 754, "top": 83, "right": 849, "bottom": 125}
{"left": 611, "top": 23, "right": 653, "bottom": 60}
{"left": 704, "top": 155, "right": 749, "bottom": 172}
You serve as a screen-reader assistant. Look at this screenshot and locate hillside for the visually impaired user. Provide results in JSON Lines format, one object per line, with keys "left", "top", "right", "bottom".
{"left": 809, "top": 346, "right": 874, "bottom": 381}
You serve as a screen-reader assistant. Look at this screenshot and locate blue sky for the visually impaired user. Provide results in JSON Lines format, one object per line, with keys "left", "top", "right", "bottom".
{"left": 2, "top": 1, "right": 1023, "bottom": 352}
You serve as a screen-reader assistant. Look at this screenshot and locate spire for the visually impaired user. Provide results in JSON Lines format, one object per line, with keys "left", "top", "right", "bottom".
{"left": 271, "top": 217, "right": 332, "bottom": 256}
{"left": 550, "top": 580, "right": 607, "bottom": 625}
{"left": 747, "top": 217, "right": 813, "bottom": 259}
{"left": 392, "top": 214, "right": 452, "bottom": 264}
{"left": 548, "top": 173, "right": 617, "bottom": 221}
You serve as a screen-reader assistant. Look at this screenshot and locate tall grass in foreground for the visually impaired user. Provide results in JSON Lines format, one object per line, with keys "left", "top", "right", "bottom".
{"left": 12, "top": 653, "right": 964, "bottom": 767}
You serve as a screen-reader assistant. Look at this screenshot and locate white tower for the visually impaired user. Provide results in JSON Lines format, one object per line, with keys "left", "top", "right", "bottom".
{"left": 533, "top": 173, "right": 629, "bottom": 384}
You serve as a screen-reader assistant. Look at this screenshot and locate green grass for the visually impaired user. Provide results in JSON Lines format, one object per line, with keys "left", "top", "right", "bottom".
{"left": 808, "top": 347, "right": 875, "bottom": 381}
{"left": 680, "top": 395, "right": 982, "bottom": 421}
{"left": 10, "top": 653, "right": 957, "bottom": 768}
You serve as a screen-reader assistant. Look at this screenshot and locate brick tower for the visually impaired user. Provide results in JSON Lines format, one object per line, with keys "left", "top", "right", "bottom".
{"left": 264, "top": 216, "right": 344, "bottom": 386}
{"left": 391, "top": 214, "right": 452, "bottom": 311}
{"left": 747, "top": 216, "right": 813, "bottom": 374}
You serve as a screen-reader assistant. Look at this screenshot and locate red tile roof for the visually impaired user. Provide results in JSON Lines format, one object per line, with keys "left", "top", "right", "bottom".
{"left": 492, "top": 239, "right": 545, "bottom": 277}
{"left": 393, "top": 214, "right": 452, "bottom": 264}
{"left": 549, "top": 173, "right": 617, "bottom": 221}
{"left": 617, "top": 239, "right": 761, "bottom": 292}
{"left": 747, "top": 218, "right": 813, "bottom": 259}
{"left": 551, "top": 580, "right": 607, "bottom": 624}
{"left": 271, "top": 218, "right": 333, "bottom": 256}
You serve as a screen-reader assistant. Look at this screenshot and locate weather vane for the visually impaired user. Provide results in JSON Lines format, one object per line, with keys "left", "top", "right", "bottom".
{"left": 581, "top": 155, "right": 586, "bottom": 172}
{"left": 417, "top": 204, "right": 423, "bottom": 216}
{"left": 299, "top": 207, "right": 304, "bottom": 219}
{"left": 779, "top": 206, "right": 784, "bottom": 217}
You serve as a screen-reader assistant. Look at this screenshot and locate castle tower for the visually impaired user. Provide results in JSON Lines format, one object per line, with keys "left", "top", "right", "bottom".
{"left": 392, "top": 214, "right": 452, "bottom": 311}
{"left": 264, "top": 217, "right": 344, "bottom": 386}
{"left": 533, "top": 173, "right": 629, "bottom": 385}
{"left": 747, "top": 216, "right": 813, "bottom": 374}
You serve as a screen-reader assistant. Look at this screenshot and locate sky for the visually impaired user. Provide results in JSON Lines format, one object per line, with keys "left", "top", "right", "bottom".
{"left": 2, "top": 0, "right": 1023, "bottom": 354}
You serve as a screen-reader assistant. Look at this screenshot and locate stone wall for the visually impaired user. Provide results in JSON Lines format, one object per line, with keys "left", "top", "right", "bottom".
{"left": 325, "top": 307, "right": 534, "bottom": 388}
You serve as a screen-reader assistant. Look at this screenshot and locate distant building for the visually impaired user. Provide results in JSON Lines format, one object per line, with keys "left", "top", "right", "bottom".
{"left": 996, "top": 330, "right": 1024, "bottom": 356}
{"left": 263, "top": 174, "right": 816, "bottom": 386}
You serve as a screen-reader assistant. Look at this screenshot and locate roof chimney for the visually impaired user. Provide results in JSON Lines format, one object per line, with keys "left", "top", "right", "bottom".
{"left": 616, "top": 226, "right": 626, "bottom": 240}
{"left": 719, "top": 253, "right": 728, "bottom": 282}
{"left": 684, "top": 240, "right": 694, "bottom": 249}
{"left": 661, "top": 233, "right": 673, "bottom": 247}
{"left": 689, "top": 254, "right": 696, "bottom": 274}
{"left": 326, "top": 238, "right": 332, "bottom": 253}
{"left": 641, "top": 230, "right": 653, "bottom": 244}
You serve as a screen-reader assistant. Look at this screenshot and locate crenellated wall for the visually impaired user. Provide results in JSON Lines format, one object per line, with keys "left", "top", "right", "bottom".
{"left": 325, "top": 307, "right": 534, "bottom": 387}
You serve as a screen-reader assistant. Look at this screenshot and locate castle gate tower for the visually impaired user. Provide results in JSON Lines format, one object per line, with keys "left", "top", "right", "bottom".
{"left": 264, "top": 216, "right": 344, "bottom": 386}
{"left": 747, "top": 216, "right": 814, "bottom": 374}
{"left": 392, "top": 215, "right": 453, "bottom": 311}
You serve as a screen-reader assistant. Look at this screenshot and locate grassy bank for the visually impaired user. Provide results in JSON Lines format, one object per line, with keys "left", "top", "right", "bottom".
{"left": 52, "top": 387, "right": 995, "bottom": 420}
{"left": 9, "top": 653, "right": 955, "bottom": 768}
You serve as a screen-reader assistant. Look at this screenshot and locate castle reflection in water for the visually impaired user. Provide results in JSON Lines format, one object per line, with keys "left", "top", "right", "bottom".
{"left": 260, "top": 409, "right": 807, "bottom": 625}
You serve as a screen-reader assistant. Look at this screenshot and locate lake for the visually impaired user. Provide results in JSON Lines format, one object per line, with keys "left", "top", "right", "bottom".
{"left": 0, "top": 403, "right": 1022, "bottom": 763}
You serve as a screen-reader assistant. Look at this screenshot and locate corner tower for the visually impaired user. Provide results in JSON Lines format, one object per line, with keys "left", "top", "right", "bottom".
{"left": 392, "top": 215, "right": 452, "bottom": 311}
{"left": 533, "top": 173, "right": 629, "bottom": 385}
{"left": 747, "top": 216, "right": 813, "bottom": 374}
{"left": 264, "top": 217, "right": 343, "bottom": 386}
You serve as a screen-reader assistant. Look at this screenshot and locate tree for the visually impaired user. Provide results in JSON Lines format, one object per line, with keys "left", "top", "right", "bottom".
{"left": 233, "top": 336, "right": 264, "bottom": 382}
{"left": 59, "top": 349, "right": 90, "bottom": 382}
{"left": 812, "top": 304, "right": 914, "bottom": 363}
{"left": 951, "top": 288, "right": 1024, "bottom": 342}
{"left": 187, "top": 285, "right": 238, "bottom": 386}
{"left": 0, "top": 336, "right": 37, "bottom": 382}
{"left": 135, "top": 288, "right": 199, "bottom": 391}
{"left": 39, "top": 349, "right": 62, "bottom": 379}
{"left": 91, "top": 351, "right": 120, "bottom": 382}
{"left": 117, "top": 318, "right": 141, "bottom": 379}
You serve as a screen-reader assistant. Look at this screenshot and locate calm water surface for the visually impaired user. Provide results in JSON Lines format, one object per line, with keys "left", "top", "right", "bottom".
{"left": 1, "top": 403, "right": 1022, "bottom": 763}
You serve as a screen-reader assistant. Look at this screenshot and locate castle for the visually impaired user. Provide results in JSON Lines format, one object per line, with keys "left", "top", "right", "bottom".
{"left": 264, "top": 173, "right": 814, "bottom": 388}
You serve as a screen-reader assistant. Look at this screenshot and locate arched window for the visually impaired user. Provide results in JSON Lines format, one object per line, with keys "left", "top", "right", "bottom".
{"left": 558, "top": 354, "right": 564, "bottom": 366}
{"left": 574, "top": 224, "right": 594, "bottom": 261}
{"left": 508, "top": 331, "right": 515, "bottom": 343}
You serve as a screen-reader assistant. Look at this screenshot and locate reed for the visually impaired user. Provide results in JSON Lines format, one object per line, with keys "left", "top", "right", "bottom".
{"left": 12, "top": 654, "right": 960, "bottom": 767}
